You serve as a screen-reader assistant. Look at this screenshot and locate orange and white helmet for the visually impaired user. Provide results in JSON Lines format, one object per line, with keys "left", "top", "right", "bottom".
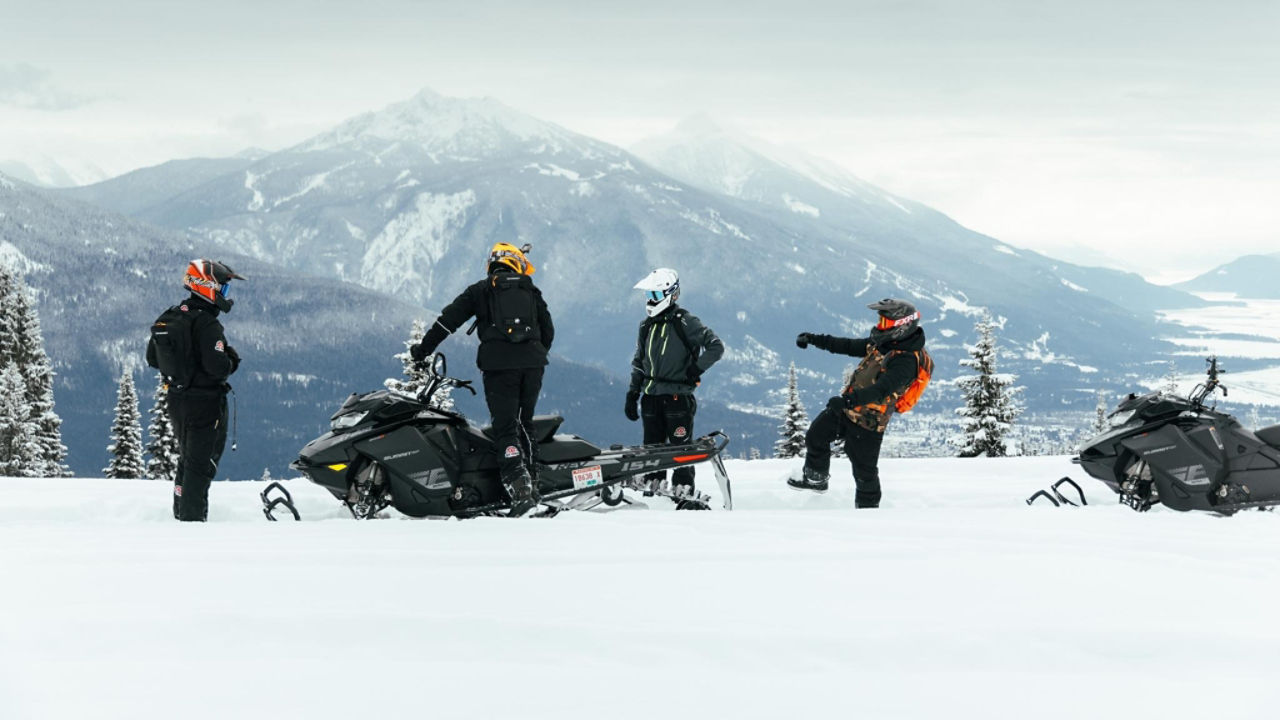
{"left": 487, "top": 242, "right": 535, "bottom": 276}
{"left": 183, "top": 259, "right": 245, "bottom": 312}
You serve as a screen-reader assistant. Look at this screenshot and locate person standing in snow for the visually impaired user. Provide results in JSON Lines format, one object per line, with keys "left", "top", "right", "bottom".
{"left": 410, "top": 243, "right": 553, "bottom": 517}
{"left": 790, "top": 299, "right": 929, "bottom": 508}
{"left": 146, "top": 259, "right": 245, "bottom": 521}
{"left": 625, "top": 268, "right": 724, "bottom": 505}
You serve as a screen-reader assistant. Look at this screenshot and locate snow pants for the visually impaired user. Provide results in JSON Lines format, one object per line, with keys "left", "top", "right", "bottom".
{"left": 804, "top": 407, "right": 885, "bottom": 508}
{"left": 641, "top": 392, "right": 698, "bottom": 489}
{"left": 483, "top": 367, "right": 544, "bottom": 479}
{"left": 169, "top": 389, "right": 228, "bottom": 522}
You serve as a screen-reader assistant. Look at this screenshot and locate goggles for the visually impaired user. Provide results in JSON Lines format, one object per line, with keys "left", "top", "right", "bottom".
{"left": 876, "top": 311, "right": 919, "bottom": 331}
{"left": 645, "top": 290, "right": 666, "bottom": 303}
{"left": 219, "top": 282, "right": 232, "bottom": 298}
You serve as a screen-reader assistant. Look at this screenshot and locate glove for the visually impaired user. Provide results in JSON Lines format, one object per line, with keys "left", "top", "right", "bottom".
{"left": 796, "top": 332, "right": 814, "bottom": 349}
{"left": 826, "top": 395, "right": 848, "bottom": 414}
{"left": 685, "top": 365, "right": 703, "bottom": 386}
{"left": 225, "top": 345, "right": 241, "bottom": 374}
{"left": 409, "top": 343, "right": 428, "bottom": 362}
{"left": 624, "top": 391, "right": 640, "bottom": 422}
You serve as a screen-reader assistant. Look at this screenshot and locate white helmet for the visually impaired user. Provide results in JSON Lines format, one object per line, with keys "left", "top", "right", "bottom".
{"left": 634, "top": 268, "right": 681, "bottom": 317}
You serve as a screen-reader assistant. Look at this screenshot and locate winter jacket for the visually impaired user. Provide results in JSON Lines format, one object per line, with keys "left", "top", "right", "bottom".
{"left": 629, "top": 305, "right": 724, "bottom": 396}
{"left": 420, "top": 272, "right": 555, "bottom": 372}
{"left": 809, "top": 327, "right": 926, "bottom": 432}
{"left": 145, "top": 294, "right": 238, "bottom": 393}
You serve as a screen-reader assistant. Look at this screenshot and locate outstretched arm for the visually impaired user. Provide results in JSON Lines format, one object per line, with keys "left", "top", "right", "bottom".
{"left": 418, "top": 287, "right": 479, "bottom": 354}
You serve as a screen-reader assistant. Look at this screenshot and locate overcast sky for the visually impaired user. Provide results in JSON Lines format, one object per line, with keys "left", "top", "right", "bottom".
{"left": 2, "top": 0, "right": 1276, "bottom": 282}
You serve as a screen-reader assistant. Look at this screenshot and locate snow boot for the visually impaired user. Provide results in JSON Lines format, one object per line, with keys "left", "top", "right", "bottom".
{"left": 503, "top": 467, "right": 538, "bottom": 518}
{"left": 787, "top": 466, "right": 829, "bottom": 493}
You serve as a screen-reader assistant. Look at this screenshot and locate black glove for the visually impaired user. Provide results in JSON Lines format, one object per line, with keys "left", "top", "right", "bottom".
{"left": 685, "top": 365, "right": 703, "bottom": 386}
{"left": 624, "top": 391, "right": 640, "bottom": 422}
{"left": 826, "top": 395, "right": 847, "bottom": 414}
{"left": 225, "top": 345, "right": 241, "bottom": 374}
{"left": 796, "top": 332, "right": 815, "bottom": 349}
{"left": 409, "top": 343, "right": 428, "bottom": 362}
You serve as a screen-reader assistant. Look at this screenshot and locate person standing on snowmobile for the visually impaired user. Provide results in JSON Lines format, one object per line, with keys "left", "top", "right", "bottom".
{"left": 146, "top": 259, "right": 245, "bottom": 522}
{"left": 410, "top": 243, "right": 553, "bottom": 517}
{"left": 625, "top": 268, "right": 724, "bottom": 504}
{"left": 790, "top": 299, "right": 929, "bottom": 508}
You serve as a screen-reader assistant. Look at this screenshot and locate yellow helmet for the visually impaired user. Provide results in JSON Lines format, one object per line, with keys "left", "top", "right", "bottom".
{"left": 487, "top": 242, "right": 535, "bottom": 276}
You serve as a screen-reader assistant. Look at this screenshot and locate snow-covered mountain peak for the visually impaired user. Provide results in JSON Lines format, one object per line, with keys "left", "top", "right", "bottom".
{"left": 297, "top": 88, "right": 590, "bottom": 159}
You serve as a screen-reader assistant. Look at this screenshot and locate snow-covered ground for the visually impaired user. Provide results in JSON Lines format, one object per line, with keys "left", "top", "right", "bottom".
{"left": 5, "top": 457, "right": 1280, "bottom": 719}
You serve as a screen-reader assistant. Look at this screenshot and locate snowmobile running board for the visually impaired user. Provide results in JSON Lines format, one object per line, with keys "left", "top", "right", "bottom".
{"left": 1025, "top": 477, "right": 1088, "bottom": 507}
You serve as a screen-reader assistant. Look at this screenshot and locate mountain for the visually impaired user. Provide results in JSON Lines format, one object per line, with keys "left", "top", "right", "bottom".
{"left": 59, "top": 156, "right": 258, "bottom": 215}
{"left": 1176, "top": 254, "right": 1280, "bottom": 299}
{"left": 0, "top": 156, "right": 108, "bottom": 188}
{"left": 63, "top": 89, "right": 1203, "bottom": 420}
{"left": 631, "top": 116, "right": 1204, "bottom": 316}
{"left": 1, "top": 172, "right": 775, "bottom": 474}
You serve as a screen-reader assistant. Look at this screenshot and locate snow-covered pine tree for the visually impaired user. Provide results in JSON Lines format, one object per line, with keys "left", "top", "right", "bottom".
{"left": 0, "top": 361, "right": 41, "bottom": 477}
{"left": 0, "top": 261, "right": 68, "bottom": 476}
{"left": 386, "top": 318, "right": 455, "bottom": 412}
{"left": 774, "top": 362, "right": 808, "bottom": 458}
{"left": 1092, "top": 391, "right": 1109, "bottom": 435}
{"left": 953, "top": 312, "right": 1023, "bottom": 458}
{"left": 1162, "top": 361, "right": 1179, "bottom": 395}
{"left": 145, "top": 376, "right": 179, "bottom": 482}
{"left": 1249, "top": 405, "right": 1263, "bottom": 431}
{"left": 749, "top": 447, "right": 762, "bottom": 461}
{"left": 104, "top": 372, "right": 145, "bottom": 479}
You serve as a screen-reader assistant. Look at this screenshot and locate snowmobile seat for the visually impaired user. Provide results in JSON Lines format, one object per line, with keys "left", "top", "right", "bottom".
{"left": 1256, "top": 424, "right": 1280, "bottom": 450}
{"left": 480, "top": 415, "right": 564, "bottom": 444}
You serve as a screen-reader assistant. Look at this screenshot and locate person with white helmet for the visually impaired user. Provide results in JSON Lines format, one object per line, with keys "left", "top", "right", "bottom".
{"left": 625, "top": 268, "right": 724, "bottom": 503}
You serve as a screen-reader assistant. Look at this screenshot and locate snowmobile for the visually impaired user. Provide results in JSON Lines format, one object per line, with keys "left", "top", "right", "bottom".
{"left": 287, "top": 354, "right": 733, "bottom": 519}
{"left": 1073, "top": 357, "right": 1280, "bottom": 514}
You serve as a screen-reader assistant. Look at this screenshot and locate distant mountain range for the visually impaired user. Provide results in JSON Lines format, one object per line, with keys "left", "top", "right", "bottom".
{"left": 0, "top": 156, "right": 108, "bottom": 188}
{"left": 2, "top": 170, "right": 776, "bottom": 476}
{"left": 15, "top": 86, "right": 1226, "bottom": 472}
{"left": 1176, "top": 254, "right": 1280, "bottom": 299}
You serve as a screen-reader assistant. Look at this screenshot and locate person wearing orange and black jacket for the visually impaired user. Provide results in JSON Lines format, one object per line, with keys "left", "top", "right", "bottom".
{"left": 624, "top": 268, "right": 724, "bottom": 501}
{"left": 790, "top": 298, "right": 926, "bottom": 508}
{"left": 410, "top": 243, "right": 553, "bottom": 517}
{"left": 146, "top": 259, "right": 244, "bottom": 522}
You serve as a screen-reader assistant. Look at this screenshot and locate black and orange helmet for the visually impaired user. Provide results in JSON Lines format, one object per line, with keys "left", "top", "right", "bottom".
{"left": 868, "top": 298, "right": 920, "bottom": 343}
{"left": 183, "top": 259, "right": 244, "bottom": 312}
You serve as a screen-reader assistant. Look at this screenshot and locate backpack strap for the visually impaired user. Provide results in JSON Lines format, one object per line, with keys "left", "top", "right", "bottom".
{"left": 668, "top": 309, "right": 700, "bottom": 367}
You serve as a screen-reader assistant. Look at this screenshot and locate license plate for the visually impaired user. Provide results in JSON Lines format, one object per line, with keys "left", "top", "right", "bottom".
{"left": 571, "top": 465, "right": 603, "bottom": 489}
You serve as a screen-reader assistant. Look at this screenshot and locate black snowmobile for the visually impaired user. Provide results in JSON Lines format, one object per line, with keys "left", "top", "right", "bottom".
{"left": 1074, "top": 357, "right": 1280, "bottom": 514}
{"left": 286, "top": 354, "right": 733, "bottom": 519}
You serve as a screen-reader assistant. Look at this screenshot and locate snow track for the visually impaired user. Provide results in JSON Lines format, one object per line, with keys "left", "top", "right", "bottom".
{"left": 3, "top": 457, "right": 1280, "bottom": 719}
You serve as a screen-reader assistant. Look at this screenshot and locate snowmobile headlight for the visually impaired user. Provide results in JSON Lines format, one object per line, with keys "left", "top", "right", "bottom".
{"left": 331, "top": 411, "right": 369, "bottom": 431}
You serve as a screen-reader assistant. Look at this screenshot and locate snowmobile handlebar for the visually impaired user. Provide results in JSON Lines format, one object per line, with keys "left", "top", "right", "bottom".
{"left": 414, "top": 353, "right": 477, "bottom": 405}
{"left": 1189, "top": 356, "right": 1227, "bottom": 410}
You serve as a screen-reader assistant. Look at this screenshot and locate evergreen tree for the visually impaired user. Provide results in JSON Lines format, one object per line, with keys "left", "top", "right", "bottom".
{"left": 0, "top": 362, "right": 40, "bottom": 477}
{"left": 1249, "top": 405, "right": 1263, "bottom": 431}
{"left": 1162, "top": 361, "right": 1179, "bottom": 395}
{"left": 1092, "top": 391, "right": 1109, "bottom": 435}
{"left": 104, "top": 372, "right": 145, "bottom": 479}
{"left": 953, "top": 312, "right": 1023, "bottom": 458}
{"left": 749, "top": 447, "right": 762, "bottom": 461}
{"left": 0, "top": 261, "right": 68, "bottom": 476}
{"left": 145, "top": 376, "right": 179, "bottom": 482}
{"left": 386, "top": 318, "right": 455, "bottom": 412}
{"left": 774, "top": 362, "right": 808, "bottom": 458}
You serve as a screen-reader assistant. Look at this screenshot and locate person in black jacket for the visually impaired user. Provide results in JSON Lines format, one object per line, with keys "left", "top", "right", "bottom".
{"left": 790, "top": 298, "right": 927, "bottom": 508}
{"left": 410, "top": 242, "right": 553, "bottom": 517}
{"left": 146, "top": 259, "right": 244, "bottom": 522}
{"left": 625, "top": 268, "right": 724, "bottom": 502}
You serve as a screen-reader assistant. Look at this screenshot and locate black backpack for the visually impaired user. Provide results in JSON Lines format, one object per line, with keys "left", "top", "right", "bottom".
{"left": 149, "top": 306, "right": 197, "bottom": 389}
{"left": 485, "top": 274, "right": 541, "bottom": 344}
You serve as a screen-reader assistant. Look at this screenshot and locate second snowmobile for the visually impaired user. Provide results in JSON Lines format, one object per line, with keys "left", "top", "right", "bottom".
{"left": 289, "top": 354, "right": 733, "bottom": 518}
{"left": 1074, "top": 357, "right": 1280, "bottom": 514}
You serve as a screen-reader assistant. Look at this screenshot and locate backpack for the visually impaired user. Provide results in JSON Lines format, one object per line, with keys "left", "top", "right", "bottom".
{"left": 889, "top": 348, "right": 933, "bottom": 413}
{"left": 486, "top": 274, "right": 541, "bottom": 344}
{"left": 149, "top": 305, "right": 197, "bottom": 389}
